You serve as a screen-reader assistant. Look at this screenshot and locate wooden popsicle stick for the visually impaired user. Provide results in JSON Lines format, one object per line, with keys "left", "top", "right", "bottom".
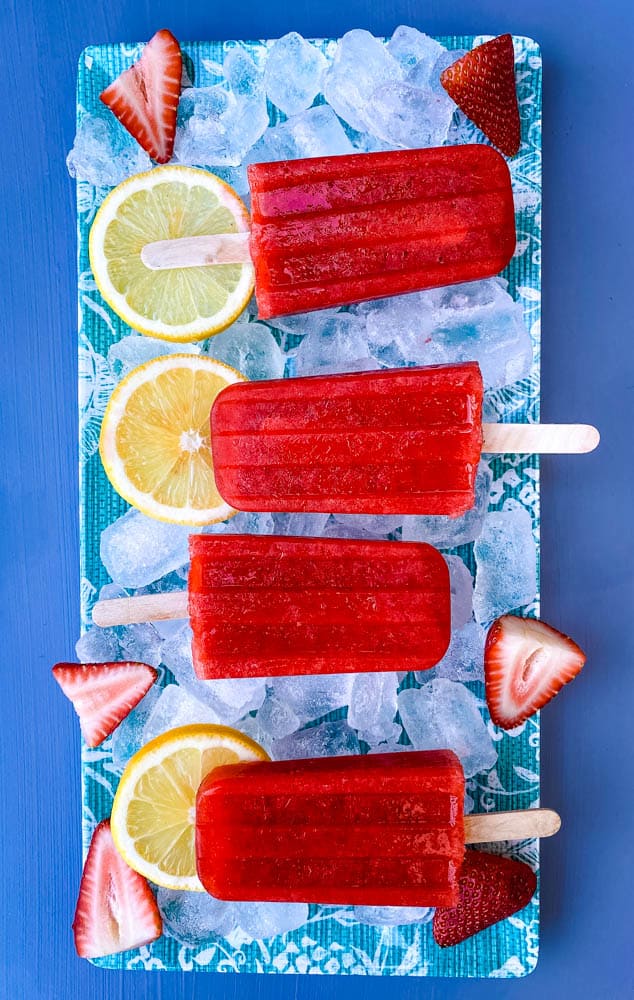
{"left": 92, "top": 591, "right": 187, "bottom": 627}
{"left": 482, "top": 422, "right": 600, "bottom": 454}
{"left": 141, "top": 232, "right": 252, "bottom": 270}
{"left": 464, "top": 808, "right": 560, "bottom": 844}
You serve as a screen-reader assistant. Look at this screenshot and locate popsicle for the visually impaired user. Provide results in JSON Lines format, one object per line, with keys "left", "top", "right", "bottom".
{"left": 195, "top": 750, "right": 560, "bottom": 906}
{"left": 210, "top": 362, "right": 600, "bottom": 516}
{"left": 93, "top": 534, "right": 451, "bottom": 679}
{"left": 139, "top": 145, "right": 516, "bottom": 318}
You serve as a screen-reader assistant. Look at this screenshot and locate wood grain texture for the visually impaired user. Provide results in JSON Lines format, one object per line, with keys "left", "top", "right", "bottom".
{"left": 1, "top": 0, "right": 633, "bottom": 997}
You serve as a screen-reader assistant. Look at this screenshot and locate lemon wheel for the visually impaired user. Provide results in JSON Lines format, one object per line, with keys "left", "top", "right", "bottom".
{"left": 99, "top": 353, "right": 245, "bottom": 525}
{"left": 110, "top": 724, "right": 269, "bottom": 891}
{"left": 89, "top": 165, "right": 255, "bottom": 342}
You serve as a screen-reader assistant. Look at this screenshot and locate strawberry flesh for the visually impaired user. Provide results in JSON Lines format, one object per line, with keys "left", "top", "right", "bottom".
{"left": 485, "top": 615, "right": 586, "bottom": 729}
{"left": 100, "top": 28, "right": 182, "bottom": 163}
{"left": 440, "top": 34, "right": 521, "bottom": 157}
{"left": 52, "top": 661, "right": 157, "bottom": 747}
{"left": 433, "top": 849, "right": 536, "bottom": 947}
{"left": 73, "top": 820, "right": 162, "bottom": 958}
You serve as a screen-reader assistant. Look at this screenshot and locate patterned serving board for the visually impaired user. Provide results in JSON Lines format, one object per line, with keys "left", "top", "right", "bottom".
{"left": 74, "top": 34, "right": 542, "bottom": 977}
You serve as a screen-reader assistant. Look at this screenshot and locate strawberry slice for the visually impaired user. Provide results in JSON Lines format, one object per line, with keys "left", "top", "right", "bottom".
{"left": 433, "top": 850, "right": 536, "bottom": 947}
{"left": 52, "top": 661, "right": 157, "bottom": 747}
{"left": 440, "top": 34, "right": 521, "bottom": 156}
{"left": 73, "top": 820, "right": 162, "bottom": 958}
{"left": 100, "top": 28, "right": 182, "bottom": 163}
{"left": 484, "top": 615, "right": 586, "bottom": 729}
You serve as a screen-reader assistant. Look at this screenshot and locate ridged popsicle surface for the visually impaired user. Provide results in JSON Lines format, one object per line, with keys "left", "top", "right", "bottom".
{"left": 196, "top": 750, "right": 465, "bottom": 906}
{"left": 211, "top": 362, "right": 484, "bottom": 515}
{"left": 188, "top": 534, "right": 450, "bottom": 679}
{"left": 247, "top": 145, "right": 516, "bottom": 317}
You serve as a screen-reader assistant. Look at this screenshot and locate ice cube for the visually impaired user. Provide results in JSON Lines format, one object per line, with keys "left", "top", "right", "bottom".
{"left": 423, "top": 620, "right": 486, "bottom": 683}
{"left": 473, "top": 507, "right": 537, "bottom": 623}
{"left": 234, "top": 901, "right": 309, "bottom": 939}
{"left": 76, "top": 625, "right": 120, "bottom": 662}
{"left": 272, "top": 512, "right": 331, "bottom": 536}
{"left": 347, "top": 672, "right": 399, "bottom": 745}
{"left": 251, "top": 105, "right": 354, "bottom": 164}
{"left": 111, "top": 685, "right": 162, "bottom": 773}
{"left": 367, "top": 81, "right": 454, "bottom": 148}
{"left": 269, "top": 674, "right": 354, "bottom": 723}
{"left": 205, "top": 321, "right": 285, "bottom": 380}
{"left": 364, "top": 278, "right": 531, "bottom": 389}
{"left": 108, "top": 335, "right": 199, "bottom": 381}
{"left": 398, "top": 679, "right": 497, "bottom": 777}
{"left": 273, "top": 720, "right": 360, "bottom": 759}
{"left": 291, "top": 312, "right": 374, "bottom": 377}
{"left": 257, "top": 693, "right": 301, "bottom": 740}
{"left": 118, "top": 623, "right": 163, "bottom": 668}
{"left": 66, "top": 114, "right": 152, "bottom": 186}
{"left": 271, "top": 307, "right": 342, "bottom": 339}
{"left": 223, "top": 43, "right": 263, "bottom": 99}
{"left": 161, "top": 626, "right": 266, "bottom": 722}
{"left": 401, "top": 462, "right": 492, "bottom": 547}
{"left": 158, "top": 888, "right": 237, "bottom": 944}
{"left": 174, "top": 85, "right": 268, "bottom": 168}
{"left": 203, "top": 510, "right": 276, "bottom": 536}
{"left": 331, "top": 514, "right": 405, "bottom": 537}
{"left": 354, "top": 905, "right": 433, "bottom": 926}
{"left": 387, "top": 26, "right": 446, "bottom": 76}
{"left": 142, "top": 684, "right": 221, "bottom": 743}
{"left": 322, "top": 30, "right": 402, "bottom": 132}
{"left": 445, "top": 555, "right": 473, "bottom": 630}
{"left": 264, "top": 33, "right": 327, "bottom": 116}
{"left": 100, "top": 509, "right": 191, "bottom": 589}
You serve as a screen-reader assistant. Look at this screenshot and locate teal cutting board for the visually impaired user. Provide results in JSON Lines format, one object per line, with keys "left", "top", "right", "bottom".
{"left": 75, "top": 34, "right": 542, "bottom": 977}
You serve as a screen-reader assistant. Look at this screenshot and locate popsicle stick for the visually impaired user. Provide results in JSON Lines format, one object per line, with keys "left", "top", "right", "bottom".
{"left": 482, "top": 423, "right": 599, "bottom": 454}
{"left": 464, "top": 808, "right": 560, "bottom": 843}
{"left": 141, "top": 233, "right": 252, "bottom": 270}
{"left": 92, "top": 591, "right": 187, "bottom": 627}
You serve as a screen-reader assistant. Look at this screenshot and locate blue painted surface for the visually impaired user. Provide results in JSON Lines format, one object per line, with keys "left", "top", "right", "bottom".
{"left": 0, "top": 0, "right": 632, "bottom": 997}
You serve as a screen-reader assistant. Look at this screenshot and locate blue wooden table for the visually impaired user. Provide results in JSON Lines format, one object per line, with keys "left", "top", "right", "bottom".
{"left": 1, "top": 1, "right": 633, "bottom": 997}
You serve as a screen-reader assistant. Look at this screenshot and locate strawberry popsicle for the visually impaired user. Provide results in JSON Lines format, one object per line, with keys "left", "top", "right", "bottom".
{"left": 189, "top": 534, "right": 450, "bottom": 679}
{"left": 211, "top": 362, "right": 484, "bottom": 516}
{"left": 247, "top": 145, "right": 516, "bottom": 317}
{"left": 196, "top": 750, "right": 465, "bottom": 906}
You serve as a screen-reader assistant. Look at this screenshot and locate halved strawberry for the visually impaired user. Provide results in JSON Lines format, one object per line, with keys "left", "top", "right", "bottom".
{"left": 433, "top": 850, "right": 536, "bottom": 947}
{"left": 52, "top": 661, "right": 157, "bottom": 747}
{"left": 73, "top": 820, "right": 162, "bottom": 958}
{"left": 100, "top": 28, "right": 182, "bottom": 163}
{"left": 484, "top": 615, "right": 586, "bottom": 729}
{"left": 440, "top": 34, "right": 521, "bottom": 156}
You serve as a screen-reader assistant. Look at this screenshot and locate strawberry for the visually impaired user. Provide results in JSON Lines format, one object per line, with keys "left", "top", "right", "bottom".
{"left": 433, "top": 850, "right": 536, "bottom": 947}
{"left": 52, "top": 661, "right": 157, "bottom": 747}
{"left": 100, "top": 29, "right": 182, "bottom": 163}
{"left": 484, "top": 615, "right": 586, "bottom": 729}
{"left": 73, "top": 820, "right": 162, "bottom": 958}
{"left": 440, "top": 34, "right": 521, "bottom": 157}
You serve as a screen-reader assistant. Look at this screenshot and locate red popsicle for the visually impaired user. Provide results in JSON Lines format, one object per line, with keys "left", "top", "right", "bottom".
{"left": 196, "top": 750, "right": 465, "bottom": 906}
{"left": 188, "top": 534, "right": 450, "bottom": 679}
{"left": 247, "top": 145, "right": 516, "bottom": 317}
{"left": 211, "top": 362, "right": 484, "bottom": 516}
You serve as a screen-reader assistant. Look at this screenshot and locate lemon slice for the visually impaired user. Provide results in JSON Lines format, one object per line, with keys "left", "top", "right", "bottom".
{"left": 89, "top": 165, "right": 255, "bottom": 342}
{"left": 99, "top": 353, "right": 245, "bottom": 525}
{"left": 111, "top": 724, "right": 268, "bottom": 891}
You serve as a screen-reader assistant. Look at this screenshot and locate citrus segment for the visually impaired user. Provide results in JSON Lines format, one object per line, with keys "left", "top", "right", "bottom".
{"left": 89, "top": 166, "right": 254, "bottom": 341}
{"left": 110, "top": 724, "right": 268, "bottom": 891}
{"left": 99, "top": 354, "right": 246, "bottom": 525}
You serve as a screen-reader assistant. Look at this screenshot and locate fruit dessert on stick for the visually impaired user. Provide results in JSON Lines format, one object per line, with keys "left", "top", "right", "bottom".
{"left": 210, "top": 362, "right": 599, "bottom": 515}
{"left": 195, "top": 749, "right": 558, "bottom": 906}
{"left": 90, "top": 145, "right": 516, "bottom": 336}
{"left": 94, "top": 534, "right": 452, "bottom": 679}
